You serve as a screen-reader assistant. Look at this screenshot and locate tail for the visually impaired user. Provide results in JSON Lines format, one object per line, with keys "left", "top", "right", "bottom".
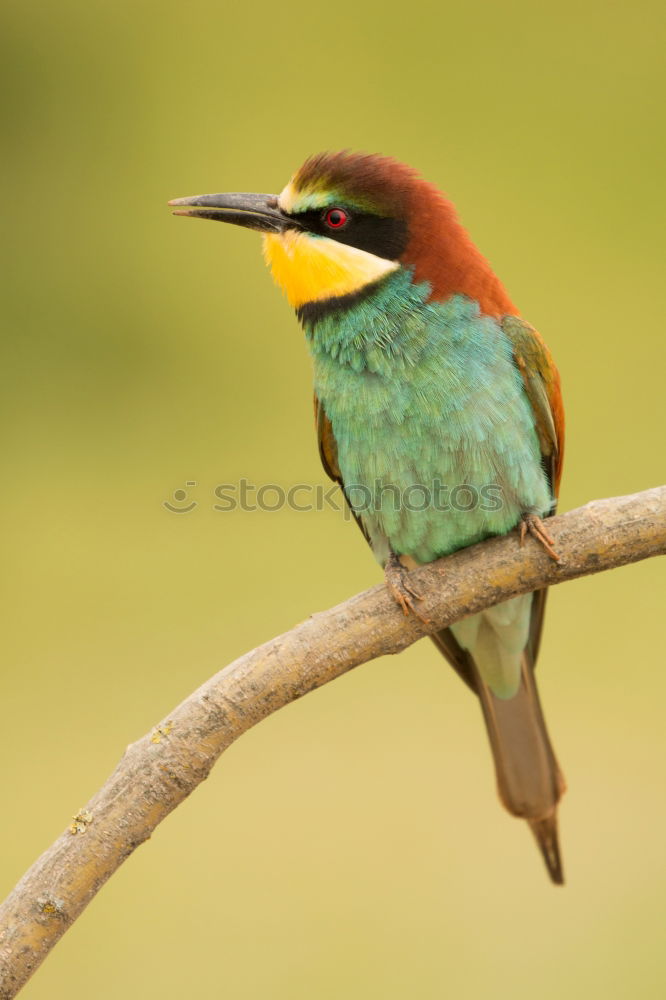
{"left": 473, "top": 656, "right": 566, "bottom": 884}
{"left": 431, "top": 592, "right": 566, "bottom": 884}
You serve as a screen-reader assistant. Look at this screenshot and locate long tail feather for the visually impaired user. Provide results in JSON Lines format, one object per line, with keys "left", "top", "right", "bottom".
{"left": 529, "top": 815, "right": 564, "bottom": 885}
{"left": 431, "top": 581, "right": 566, "bottom": 885}
{"left": 473, "top": 656, "right": 566, "bottom": 884}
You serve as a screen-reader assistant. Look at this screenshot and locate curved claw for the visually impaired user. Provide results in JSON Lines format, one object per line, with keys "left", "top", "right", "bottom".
{"left": 385, "top": 555, "right": 430, "bottom": 624}
{"left": 520, "top": 514, "right": 562, "bottom": 564}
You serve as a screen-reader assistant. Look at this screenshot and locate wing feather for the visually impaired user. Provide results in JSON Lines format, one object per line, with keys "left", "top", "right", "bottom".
{"left": 314, "top": 393, "right": 370, "bottom": 544}
{"left": 502, "top": 316, "right": 565, "bottom": 497}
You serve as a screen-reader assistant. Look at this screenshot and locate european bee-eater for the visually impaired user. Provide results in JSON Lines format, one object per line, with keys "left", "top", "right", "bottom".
{"left": 170, "top": 152, "right": 566, "bottom": 883}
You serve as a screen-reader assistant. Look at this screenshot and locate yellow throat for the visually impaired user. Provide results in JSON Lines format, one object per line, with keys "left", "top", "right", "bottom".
{"left": 262, "top": 229, "right": 399, "bottom": 309}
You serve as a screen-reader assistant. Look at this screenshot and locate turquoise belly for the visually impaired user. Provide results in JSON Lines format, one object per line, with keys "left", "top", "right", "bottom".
{"left": 309, "top": 281, "right": 552, "bottom": 565}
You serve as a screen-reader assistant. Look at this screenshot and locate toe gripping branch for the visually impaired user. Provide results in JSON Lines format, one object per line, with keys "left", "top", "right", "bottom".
{"left": 520, "top": 514, "right": 562, "bottom": 564}
{"left": 385, "top": 551, "right": 429, "bottom": 623}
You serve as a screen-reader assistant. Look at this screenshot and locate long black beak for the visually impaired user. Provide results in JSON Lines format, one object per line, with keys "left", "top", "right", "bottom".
{"left": 168, "top": 192, "right": 296, "bottom": 234}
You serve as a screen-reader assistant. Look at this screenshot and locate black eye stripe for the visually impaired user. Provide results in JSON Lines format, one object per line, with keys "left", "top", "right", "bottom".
{"left": 290, "top": 208, "right": 408, "bottom": 261}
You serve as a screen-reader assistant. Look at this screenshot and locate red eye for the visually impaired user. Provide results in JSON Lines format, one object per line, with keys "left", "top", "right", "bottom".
{"left": 324, "top": 207, "right": 349, "bottom": 229}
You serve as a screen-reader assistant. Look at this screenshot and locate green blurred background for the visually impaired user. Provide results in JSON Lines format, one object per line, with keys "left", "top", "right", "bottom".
{"left": 2, "top": 0, "right": 665, "bottom": 995}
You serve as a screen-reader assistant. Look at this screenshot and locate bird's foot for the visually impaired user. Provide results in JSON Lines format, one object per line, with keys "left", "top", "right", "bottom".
{"left": 519, "top": 514, "right": 562, "bottom": 564}
{"left": 385, "top": 553, "right": 429, "bottom": 623}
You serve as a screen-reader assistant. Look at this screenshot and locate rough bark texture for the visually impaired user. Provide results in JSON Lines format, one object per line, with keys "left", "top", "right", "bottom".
{"left": 0, "top": 487, "right": 664, "bottom": 997}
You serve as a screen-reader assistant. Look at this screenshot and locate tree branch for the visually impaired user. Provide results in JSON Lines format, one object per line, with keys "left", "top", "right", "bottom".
{"left": 1, "top": 487, "right": 664, "bottom": 997}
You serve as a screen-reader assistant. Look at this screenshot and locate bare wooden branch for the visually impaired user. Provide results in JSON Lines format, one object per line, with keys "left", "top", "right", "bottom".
{"left": 0, "top": 486, "right": 664, "bottom": 997}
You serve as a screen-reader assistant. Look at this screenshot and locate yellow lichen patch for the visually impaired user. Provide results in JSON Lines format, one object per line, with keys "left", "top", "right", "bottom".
{"left": 262, "top": 230, "right": 398, "bottom": 309}
{"left": 69, "top": 809, "right": 93, "bottom": 835}
{"left": 151, "top": 720, "right": 173, "bottom": 744}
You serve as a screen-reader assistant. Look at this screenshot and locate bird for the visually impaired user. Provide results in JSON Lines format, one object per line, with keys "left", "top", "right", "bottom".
{"left": 170, "top": 151, "right": 566, "bottom": 884}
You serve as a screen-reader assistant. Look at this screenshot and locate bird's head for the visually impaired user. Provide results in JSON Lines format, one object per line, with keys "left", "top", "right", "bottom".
{"left": 170, "top": 151, "right": 514, "bottom": 319}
